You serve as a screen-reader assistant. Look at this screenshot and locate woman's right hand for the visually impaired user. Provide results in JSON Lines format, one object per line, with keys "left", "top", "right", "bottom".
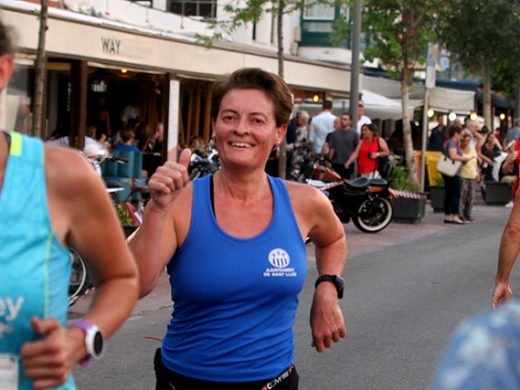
{"left": 147, "top": 148, "right": 192, "bottom": 211}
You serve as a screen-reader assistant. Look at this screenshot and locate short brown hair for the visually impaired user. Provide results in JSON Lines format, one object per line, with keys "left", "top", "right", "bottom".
{"left": 210, "top": 68, "right": 293, "bottom": 127}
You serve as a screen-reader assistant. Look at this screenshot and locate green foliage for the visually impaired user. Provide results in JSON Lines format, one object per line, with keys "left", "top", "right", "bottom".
{"left": 116, "top": 204, "right": 135, "bottom": 226}
{"left": 357, "top": 0, "right": 447, "bottom": 83}
{"left": 199, "top": 0, "right": 335, "bottom": 47}
{"left": 391, "top": 165, "right": 420, "bottom": 192}
{"left": 329, "top": 16, "right": 350, "bottom": 47}
{"left": 438, "top": 0, "right": 520, "bottom": 97}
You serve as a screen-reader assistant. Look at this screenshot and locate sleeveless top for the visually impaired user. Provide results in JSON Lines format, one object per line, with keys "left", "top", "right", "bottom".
{"left": 0, "top": 132, "right": 74, "bottom": 389}
{"left": 162, "top": 174, "right": 307, "bottom": 382}
{"left": 358, "top": 136, "right": 379, "bottom": 174}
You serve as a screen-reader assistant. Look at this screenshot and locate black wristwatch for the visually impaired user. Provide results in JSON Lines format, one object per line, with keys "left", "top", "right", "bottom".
{"left": 315, "top": 274, "right": 344, "bottom": 299}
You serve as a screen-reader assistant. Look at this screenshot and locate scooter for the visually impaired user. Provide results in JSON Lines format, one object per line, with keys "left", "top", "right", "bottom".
{"left": 309, "top": 176, "right": 393, "bottom": 233}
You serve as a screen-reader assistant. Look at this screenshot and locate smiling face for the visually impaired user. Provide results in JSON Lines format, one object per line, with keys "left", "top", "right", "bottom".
{"left": 212, "top": 88, "right": 286, "bottom": 171}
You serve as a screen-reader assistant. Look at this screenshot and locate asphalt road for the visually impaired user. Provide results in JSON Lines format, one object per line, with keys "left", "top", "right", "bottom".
{"left": 72, "top": 203, "right": 513, "bottom": 389}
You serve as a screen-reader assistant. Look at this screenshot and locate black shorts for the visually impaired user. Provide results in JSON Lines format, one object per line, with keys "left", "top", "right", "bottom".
{"left": 154, "top": 348, "right": 299, "bottom": 390}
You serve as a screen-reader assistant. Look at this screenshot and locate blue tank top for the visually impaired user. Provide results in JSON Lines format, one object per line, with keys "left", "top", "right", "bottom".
{"left": 0, "top": 133, "right": 74, "bottom": 389}
{"left": 162, "top": 174, "right": 307, "bottom": 382}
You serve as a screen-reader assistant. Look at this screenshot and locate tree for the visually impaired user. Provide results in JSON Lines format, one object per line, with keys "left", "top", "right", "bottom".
{"left": 438, "top": 0, "right": 520, "bottom": 130}
{"left": 32, "top": 0, "right": 48, "bottom": 139}
{"left": 333, "top": 1, "right": 447, "bottom": 187}
{"left": 201, "top": 0, "right": 330, "bottom": 178}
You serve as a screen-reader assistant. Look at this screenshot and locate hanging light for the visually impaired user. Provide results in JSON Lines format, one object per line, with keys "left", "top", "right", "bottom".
{"left": 313, "top": 94, "right": 319, "bottom": 103}
{"left": 121, "top": 68, "right": 128, "bottom": 74}
{"left": 469, "top": 112, "right": 477, "bottom": 120}
{"left": 500, "top": 113, "right": 506, "bottom": 120}
{"left": 427, "top": 108, "right": 435, "bottom": 118}
{"left": 448, "top": 112, "right": 457, "bottom": 121}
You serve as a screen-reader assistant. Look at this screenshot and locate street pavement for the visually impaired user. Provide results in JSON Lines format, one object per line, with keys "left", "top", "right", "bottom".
{"left": 71, "top": 199, "right": 513, "bottom": 389}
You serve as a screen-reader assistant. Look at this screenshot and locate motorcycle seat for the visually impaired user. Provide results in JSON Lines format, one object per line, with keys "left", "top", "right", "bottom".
{"left": 368, "top": 178, "right": 388, "bottom": 187}
{"left": 345, "top": 177, "right": 369, "bottom": 189}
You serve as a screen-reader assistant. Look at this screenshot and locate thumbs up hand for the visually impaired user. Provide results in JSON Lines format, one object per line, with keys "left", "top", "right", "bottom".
{"left": 147, "top": 148, "right": 192, "bottom": 211}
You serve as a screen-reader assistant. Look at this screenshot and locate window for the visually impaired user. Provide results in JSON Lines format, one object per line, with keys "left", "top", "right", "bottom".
{"left": 168, "top": 0, "right": 217, "bottom": 19}
{"left": 303, "top": 1, "right": 334, "bottom": 20}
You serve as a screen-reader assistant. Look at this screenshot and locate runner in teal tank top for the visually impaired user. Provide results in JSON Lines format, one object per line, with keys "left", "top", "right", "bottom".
{"left": 0, "top": 132, "right": 74, "bottom": 389}
{"left": 0, "top": 18, "right": 138, "bottom": 389}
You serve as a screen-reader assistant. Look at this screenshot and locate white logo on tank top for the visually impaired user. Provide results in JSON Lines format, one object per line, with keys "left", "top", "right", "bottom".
{"left": 268, "top": 249, "right": 291, "bottom": 268}
{"left": 264, "top": 249, "right": 297, "bottom": 278}
{"left": 0, "top": 296, "right": 24, "bottom": 338}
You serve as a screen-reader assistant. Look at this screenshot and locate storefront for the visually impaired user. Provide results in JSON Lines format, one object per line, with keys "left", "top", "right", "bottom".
{"left": 2, "top": 1, "right": 352, "bottom": 155}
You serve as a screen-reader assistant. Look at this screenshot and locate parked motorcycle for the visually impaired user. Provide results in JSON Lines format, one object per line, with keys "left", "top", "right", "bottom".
{"left": 309, "top": 176, "right": 393, "bottom": 233}
{"left": 189, "top": 147, "right": 220, "bottom": 179}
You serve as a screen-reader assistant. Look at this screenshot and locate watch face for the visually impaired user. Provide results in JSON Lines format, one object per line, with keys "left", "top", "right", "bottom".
{"left": 93, "top": 331, "right": 104, "bottom": 356}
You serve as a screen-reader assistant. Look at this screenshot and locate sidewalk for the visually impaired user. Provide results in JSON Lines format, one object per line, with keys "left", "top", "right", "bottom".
{"left": 69, "top": 198, "right": 512, "bottom": 318}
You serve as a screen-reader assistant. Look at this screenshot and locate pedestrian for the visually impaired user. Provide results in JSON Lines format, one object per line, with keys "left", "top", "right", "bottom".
{"left": 129, "top": 67, "right": 347, "bottom": 389}
{"left": 0, "top": 19, "right": 138, "bottom": 389}
{"left": 458, "top": 132, "right": 479, "bottom": 223}
{"left": 308, "top": 99, "right": 335, "bottom": 155}
{"left": 441, "top": 125, "right": 473, "bottom": 224}
{"left": 328, "top": 112, "right": 358, "bottom": 179}
{"left": 428, "top": 114, "right": 447, "bottom": 152}
{"left": 356, "top": 101, "right": 372, "bottom": 137}
{"left": 344, "top": 123, "right": 389, "bottom": 179}
{"left": 504, "top": 118, "right": 520, "bottom": 147}
{"left": 481, "top": 131, "right": 502, "bottom": 182}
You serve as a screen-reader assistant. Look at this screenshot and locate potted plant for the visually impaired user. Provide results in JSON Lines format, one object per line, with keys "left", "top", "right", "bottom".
{"left": 117, "top": 204, "right": 139, "bottom": 237}
{"left": 390, "top": 165, "right": 427, "bottom": 222}
{"left": 429, "top": 181, "right": 445, "bottom": 212}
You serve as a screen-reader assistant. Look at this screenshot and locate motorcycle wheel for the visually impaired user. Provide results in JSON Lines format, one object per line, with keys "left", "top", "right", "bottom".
{"left": 353, "top": 197, "right": 393, "bottom": 233}
{"left": 68, "top": 249, "right": 90, "bottom": 306}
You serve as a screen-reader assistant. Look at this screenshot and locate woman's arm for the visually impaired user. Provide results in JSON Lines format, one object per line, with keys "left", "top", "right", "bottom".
{"left": 22, "top": 147, "right": 139, "bottom": 389}
{"left": 128, "top": 149, "right": 193, "bottom": 297}
{"left": 493, "top": 190, "right": 520, "bottom": 308}
{"left": 376, "top": 137, "right": 390, "bottom": 157}
{"left": 448, "top": 145, "right": 471, "bottom": 162}
{"left": 289, "top": 184, "right": 347, "bottom": 352}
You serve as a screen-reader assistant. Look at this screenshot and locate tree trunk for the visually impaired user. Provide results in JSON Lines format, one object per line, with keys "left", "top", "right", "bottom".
{"left": 401, "top": 72, "right": 419, "bottom": 188}
{"left": 483, "top": 64, "right": 492, "bottom": 131}
{"left": 276, "top": 0, "right": 287, "bottom": 179}
{"left": 32, "top": 0, "right": 48, "bottom": 139}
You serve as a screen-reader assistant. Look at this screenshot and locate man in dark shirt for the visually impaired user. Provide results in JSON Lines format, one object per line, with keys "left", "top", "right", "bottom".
{"left": 428, "top": 114, "right": 447, "bottom": 151}
{"left": 328, "top": 113, "right": 358, "bottom": 179}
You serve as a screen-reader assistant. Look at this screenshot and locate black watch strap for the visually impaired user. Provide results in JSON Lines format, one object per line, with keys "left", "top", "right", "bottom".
{"left": 315, "top": 274, "right": 344, "bottom": 299}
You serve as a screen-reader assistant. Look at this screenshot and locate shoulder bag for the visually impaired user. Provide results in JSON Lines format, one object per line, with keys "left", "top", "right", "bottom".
{"left": 436, "top": 154, "right": 462, "bottom": 177}
{"left": 376, "top": 137, "right": 393, "bottom": 179}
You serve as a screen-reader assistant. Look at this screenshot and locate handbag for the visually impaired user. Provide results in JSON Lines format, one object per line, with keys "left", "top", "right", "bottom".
{"left": 436, "top": 155, "right": 461, "bottom": 177}
{"left": 376, "top": 137, "right": 393, "bottom": 179}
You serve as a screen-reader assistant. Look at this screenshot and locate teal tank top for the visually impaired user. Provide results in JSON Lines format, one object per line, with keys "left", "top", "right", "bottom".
{"left": 0, "top": 132, "right": 75, "bottom": 389}
{"left": 162, "top": 174, "right": 307, "bottom": 382}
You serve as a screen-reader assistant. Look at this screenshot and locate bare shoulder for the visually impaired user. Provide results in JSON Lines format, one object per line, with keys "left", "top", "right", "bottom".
{"left": 285, "top": 180, "right": 331, "bottom": 213}
{"left": 44, "top": 144, "right": 98, "bottom": 196}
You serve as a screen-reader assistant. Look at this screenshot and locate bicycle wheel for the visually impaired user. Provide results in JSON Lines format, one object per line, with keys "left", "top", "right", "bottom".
{"left": 68, "top": 249, "right": 89, "bottom": 306}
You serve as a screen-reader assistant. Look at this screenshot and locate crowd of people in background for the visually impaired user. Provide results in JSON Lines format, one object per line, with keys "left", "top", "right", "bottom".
{"left": 426, "top": 113, "right": 520, "bottom": 224}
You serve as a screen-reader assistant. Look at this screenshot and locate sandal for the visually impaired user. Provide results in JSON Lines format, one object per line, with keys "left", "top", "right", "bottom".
{"left": 452, "top": 216, "right": 465, "bottom": 225}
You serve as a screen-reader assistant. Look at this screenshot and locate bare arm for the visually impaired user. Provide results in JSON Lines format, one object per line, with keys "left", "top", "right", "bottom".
{"left": 448, "top": 146, "right": 471, "bottom": 162}
{"left": 492, "top": 190, "right": 520, "bottom": 308}
{"left": 290, "top": 184, "right": 347, "bottom": 352}
{"left": 22, "top": 148, "right": 138, "bottom": 388}
{"left": 128, "top": 148, "right": 192, "bottom": 297}
{"left": 376, "top": 137, "right": 390, "bottom": 157}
